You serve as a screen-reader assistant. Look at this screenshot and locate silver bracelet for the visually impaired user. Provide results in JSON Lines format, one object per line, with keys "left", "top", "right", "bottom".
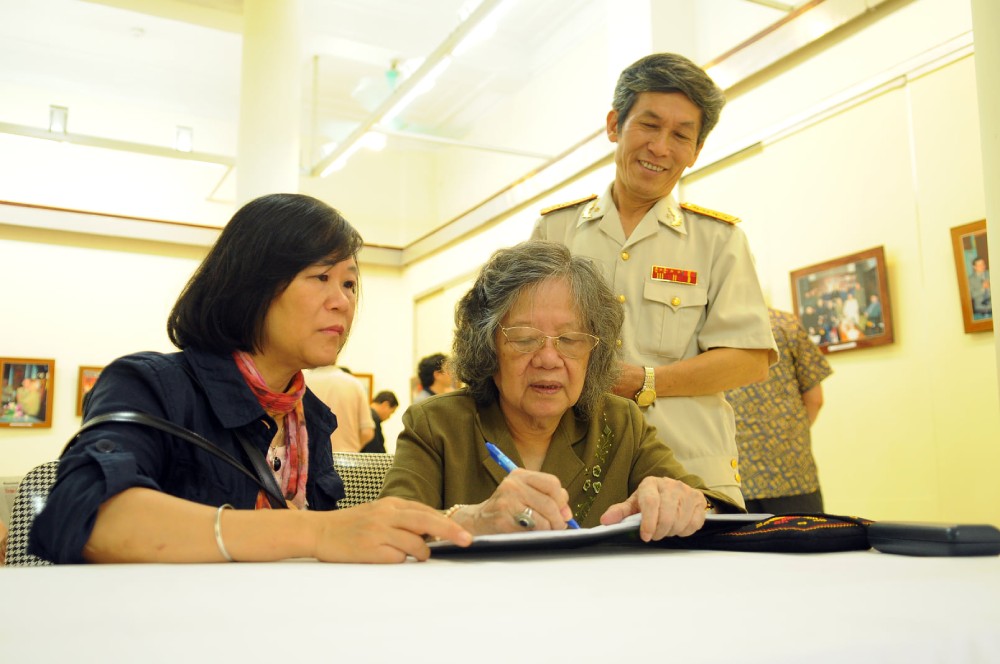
{"left": 214, "top": 503, "right": 235, "bottom": 562}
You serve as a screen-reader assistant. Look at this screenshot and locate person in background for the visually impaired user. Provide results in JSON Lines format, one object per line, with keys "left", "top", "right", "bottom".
{"left": 381, "top": 241, "right": 742, "bottom": 542}
{"left": 363, "top": 390, "right": 399, "bottom": 454}
{"left": 307, "top": 366, "right": 375, "bottom": 453}
{"left": 413, "top": 353, "right": 454, "bottom": 403}
{"left": 532, "top": 52, "right": 777, "bottom": 507}
{"left": 28, "top": 193, "right": 469, "bottom": 564}
{"left": 969, "top": 256, "right": 991, "bottom": 318}
{"left": 864, "top": 294, "right": 883, "bottom": 333}
{"left": 724, "top": 308, "right": 833, "bottom": 514}
{"left": 842, "top": 291, "right": 860, "bottom": 327}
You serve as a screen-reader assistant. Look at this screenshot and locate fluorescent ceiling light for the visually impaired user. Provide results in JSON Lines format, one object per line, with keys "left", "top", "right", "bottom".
{"left": 360, "top": 131, "right": 386, "bottom": 151}
{"left": 311, "top": 0, "right": 506, "bottom": 178}
{"left": 320, "top": 141, "right": 363, "bottom": 177}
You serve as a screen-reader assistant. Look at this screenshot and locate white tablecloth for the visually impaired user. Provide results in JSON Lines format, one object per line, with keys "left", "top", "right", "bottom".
{"left": 2, "top": 545, "right": 999, "bottom": 663}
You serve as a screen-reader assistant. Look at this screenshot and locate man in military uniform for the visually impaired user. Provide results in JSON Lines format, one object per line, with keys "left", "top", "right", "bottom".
{"left": 532, "top": 53, "right": 777, "bottom": 507}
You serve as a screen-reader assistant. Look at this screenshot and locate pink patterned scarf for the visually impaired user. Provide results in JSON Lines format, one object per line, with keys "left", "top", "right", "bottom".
{"left": 233, "top": 351, "right": 309, "bottom": 510}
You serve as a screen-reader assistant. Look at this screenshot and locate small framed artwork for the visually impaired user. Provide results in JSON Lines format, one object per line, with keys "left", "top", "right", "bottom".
{"left": 790, "top": 246, "right": 894, "bottom": 354}
{"left": 950, "top": 219, "right": 992, "bottom": 334}
{"left": 0, "top": 357, "right": 55, "bottom": 428}
{"left": 354, "top": 372, "right": 374, "bottom": 403}
{"left": 76, "top": 365, "right": 104, "bottom": 416}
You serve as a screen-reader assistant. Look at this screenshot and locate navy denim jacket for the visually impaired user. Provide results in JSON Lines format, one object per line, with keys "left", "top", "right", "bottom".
{"left": 28, "top": 347, "right": 345, "bottom": 564}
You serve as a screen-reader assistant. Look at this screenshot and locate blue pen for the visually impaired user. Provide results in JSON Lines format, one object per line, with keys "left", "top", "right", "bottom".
{"left": 485, "top": 441, "right": 581, "bottom": 529}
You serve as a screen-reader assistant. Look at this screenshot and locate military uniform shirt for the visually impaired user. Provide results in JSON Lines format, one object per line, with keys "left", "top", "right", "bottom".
{"left": 532, "top": 184, "right": 777, "bottom": 506}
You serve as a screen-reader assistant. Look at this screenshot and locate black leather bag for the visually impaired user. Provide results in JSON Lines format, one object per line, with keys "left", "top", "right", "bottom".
{"left": 64, "top": 410, "right": 287, "bottom": 509}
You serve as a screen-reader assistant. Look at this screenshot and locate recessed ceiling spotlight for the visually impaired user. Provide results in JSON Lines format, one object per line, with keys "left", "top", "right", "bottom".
{"left": 48, "top": 105, "right": 68, "bottom": 134}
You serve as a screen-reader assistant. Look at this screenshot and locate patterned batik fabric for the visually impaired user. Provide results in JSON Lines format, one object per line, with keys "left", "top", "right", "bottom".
{"left": 724, "top": 309, "right": 832, "bottom": 499}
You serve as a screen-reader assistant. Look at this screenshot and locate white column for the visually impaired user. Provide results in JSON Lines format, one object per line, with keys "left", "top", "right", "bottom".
{"left": 648, "top": 0, "right": 698, "bottom": 57}
{"left": 606, "top": 0, "right": 652, "bottom": 92}
{"left": 970, "top": 0, "right": 1000, "bottom": 404}
{"left": 236, "top": 0, "right": 302, "bottom": 205}
{"left": 605, "top": 0, "right": 698, "bottom": 91}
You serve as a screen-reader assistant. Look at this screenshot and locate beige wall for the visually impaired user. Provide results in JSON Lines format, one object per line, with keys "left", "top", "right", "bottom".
{"left": 332, "top": 262, "right": 415, "bottom": 452}
{"left": 0, "top": 225, "right": 204, "bottom": 475}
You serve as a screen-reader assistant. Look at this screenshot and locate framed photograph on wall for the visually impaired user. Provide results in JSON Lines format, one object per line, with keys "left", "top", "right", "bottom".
{"left": 354, "top": 372, "right": 374, "bottom": 403}
{"left": 950, "top": 219, "right": 992, "bottom": 334}
{"left": 76, "top": 365, "right": 104, "bottom": 416}
{"left": 0, "top": 357, "right": 55, "bottom": 428}
{"left": 790, "top": 246, "right": 894, "bottom": 354}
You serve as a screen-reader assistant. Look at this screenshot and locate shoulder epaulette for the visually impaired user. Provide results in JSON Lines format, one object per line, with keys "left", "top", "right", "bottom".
{"left": 680, "top": 202, "right": 740, "bottom": 224}
{"left": 540, "top": 194, "right": 597, "bottom": 216}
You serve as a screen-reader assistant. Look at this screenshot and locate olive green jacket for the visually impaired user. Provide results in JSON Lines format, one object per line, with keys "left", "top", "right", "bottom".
{"left": 379, "top": 390, "right": 742, "bottom": 526}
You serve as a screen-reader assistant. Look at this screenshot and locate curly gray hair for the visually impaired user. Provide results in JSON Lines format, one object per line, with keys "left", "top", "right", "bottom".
{"left": 452, "top": 240, "right": 623, "bottom": 420}
{"left": 612, "top": 52, "right": 726, "bottom": 147}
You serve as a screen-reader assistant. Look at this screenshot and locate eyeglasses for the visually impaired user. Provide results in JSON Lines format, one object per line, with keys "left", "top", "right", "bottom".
{"left": 500, "top": 326, "right": 600, "bottom": 359}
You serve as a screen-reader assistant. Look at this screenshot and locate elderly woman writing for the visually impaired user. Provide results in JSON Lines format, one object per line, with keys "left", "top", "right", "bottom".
{"left": 29, "top": 193, "right": 470, "bottom": 564}
{"left": 380, "top": 240, "right": 741, "bottom": 542}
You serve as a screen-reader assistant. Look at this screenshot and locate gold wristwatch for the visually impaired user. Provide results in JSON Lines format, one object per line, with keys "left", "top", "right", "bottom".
{"left": 634, "top": 366, "right": 656, "bottom": 407}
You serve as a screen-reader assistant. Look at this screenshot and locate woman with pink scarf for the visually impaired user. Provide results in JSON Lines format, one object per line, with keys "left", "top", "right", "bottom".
{"left": 29, "top": 194, "right": 470, "bottom": 564}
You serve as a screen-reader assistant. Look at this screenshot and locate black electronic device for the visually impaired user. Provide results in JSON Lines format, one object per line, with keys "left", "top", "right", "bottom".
{"left": 868, "top": 521, "right": 1000, "bottom": 557}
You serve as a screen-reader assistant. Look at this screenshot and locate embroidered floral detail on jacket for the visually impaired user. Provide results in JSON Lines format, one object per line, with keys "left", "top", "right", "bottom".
{"left": 574, "top": 414, "right": 613, "bottom": 522}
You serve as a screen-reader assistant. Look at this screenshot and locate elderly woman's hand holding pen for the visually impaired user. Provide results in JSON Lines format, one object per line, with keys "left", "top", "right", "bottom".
{"left": 446, "top": 469, "right": 575, "bottom": 534}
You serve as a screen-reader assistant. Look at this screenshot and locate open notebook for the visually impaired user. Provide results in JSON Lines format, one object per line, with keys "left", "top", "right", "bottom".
{"left": 428, "top": 512, "right": 772, "bottom": 554}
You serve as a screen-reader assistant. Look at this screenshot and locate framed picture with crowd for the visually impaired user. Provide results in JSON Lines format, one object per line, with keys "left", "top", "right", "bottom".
{"left": 950, "top": 219, "right": 992, "bottom": 334}
{"left": 790, "top": 246, "right": 894, "bottom": 354}
{"left": 1, "top": 357, "right": 55, "bottom": 428}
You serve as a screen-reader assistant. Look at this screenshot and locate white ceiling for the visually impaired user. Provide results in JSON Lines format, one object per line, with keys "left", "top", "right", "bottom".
{"left": 0, "top": 0, "right": 616, "bottom": 152}
{"left": 0, "top": 0, "right": 809, "bottom": 244}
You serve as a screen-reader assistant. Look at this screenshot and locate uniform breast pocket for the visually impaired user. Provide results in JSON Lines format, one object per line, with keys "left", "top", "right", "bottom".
{"left": 639, "top": 281, "right": 708, "bottom": 359}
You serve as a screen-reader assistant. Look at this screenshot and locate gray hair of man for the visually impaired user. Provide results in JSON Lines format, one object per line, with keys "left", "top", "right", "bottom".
{"left": 612, "top": 52, "right": 726, "bottom": 147}
{"left": 452, "top": 240, "right": 623, "bottom": 420}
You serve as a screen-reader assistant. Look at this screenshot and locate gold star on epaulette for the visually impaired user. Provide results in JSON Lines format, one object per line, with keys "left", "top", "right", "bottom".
{"left": 540, "top": 194, "right": 598, "bottom": 216}
{"left": 680, "top": 202, "right": 740, "bottom": 224}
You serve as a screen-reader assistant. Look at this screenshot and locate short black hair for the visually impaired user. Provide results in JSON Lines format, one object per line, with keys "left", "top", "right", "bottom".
{"left": 168, "top": 193, "right": 363, "bottom": 354}
{"left": 417, "top": 353, "right": 447, "bottom": 390}
{"left": 373, "top": 390, "right": 399, "bottom": 407}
